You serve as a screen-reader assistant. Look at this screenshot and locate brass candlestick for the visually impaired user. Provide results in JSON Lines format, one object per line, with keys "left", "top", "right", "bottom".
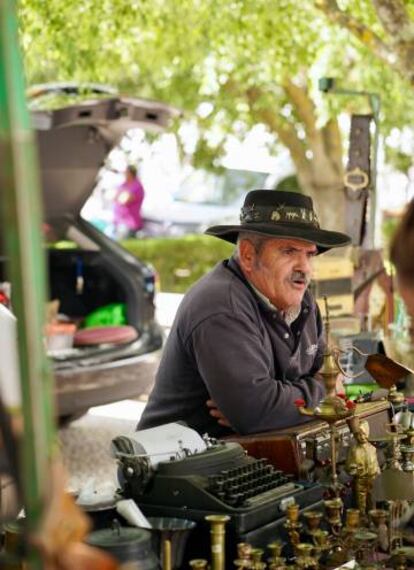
{"left": 296, "top": 298, "right": 356, "bottom": 494}
{"left": 324, "top": 497, "right": 343, "bottom": 537}
{"left": 353, "top": 529, "right": 378, "bottom": 566}
{"left": 390, "top": 549, "right": 409, "bottom": 570}
{"left": 404, "top": 427, "right": 414, "bottom": 446}
{"left": 205, "top": 514, "right": 230, "bottom": 570}
{"left": 236, "top": 542, "right": 253, "bottom": 567}
{"left": 286, "top": 503, "right": 300, "bottom": 524}
{"left": 303, "top": 512, "right": 331, "bottom": 560}
{"left": 237, "top": 543, "right": 253, "bottom": 561}
{"left": 400, "top": 444, "right": 414, "bottom": 471}
{"left": 250, "top": 548, "right": 266, "bottom": 570}
{"left": 234, "top": 542, "right": 253, "bottom": 569}
{"left": 267, "top": 541, "right": 286, "bottom": 569}
{"left": 370, "top": 423, "right": 406, "bottom": 471}
{"left": 303, "top": 511, "right": 323, "bottom": 535}
{"left": 345, "top": 508, "right": 360, "bottom": 531}
{"left": 163, "top": 536, "right": 172, "bottom": 570}
{"left": 284, "top": 503, "right": 302, "bottom": 550}
{"left": 294, "top": 543, "right": 319, "bottom": 569}
{"left": 369, "top": 509, "right": 389, "bottom": 553}
{"left": 233, "top": 559, "right": 252, "bottom": 569}
{"left": 310, "top": 529, "right": 330, "bottom": 559}
{"left": 189, "top": 560, "right": 209, "bottom": 570}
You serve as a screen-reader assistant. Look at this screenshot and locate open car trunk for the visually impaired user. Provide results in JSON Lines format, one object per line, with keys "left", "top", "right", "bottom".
{"left": 0, "top": 90, "right": 178, "bottom": 418}
{"left": 47, "top": 218, "right": 162, "bottom": 371}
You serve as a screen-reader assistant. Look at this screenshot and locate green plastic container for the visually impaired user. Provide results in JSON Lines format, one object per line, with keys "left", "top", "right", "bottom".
{"left": 83, "top": 303, "right": 127, "bottom": 328}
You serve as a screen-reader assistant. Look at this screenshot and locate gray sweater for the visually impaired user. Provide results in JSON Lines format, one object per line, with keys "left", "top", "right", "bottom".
{"left": 138, "top": 258, "right": 325, "bottom": 437}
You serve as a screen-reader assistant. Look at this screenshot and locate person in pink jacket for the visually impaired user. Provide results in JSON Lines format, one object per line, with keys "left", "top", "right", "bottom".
{"left": 113, "top": 165, "right": 145, "bottom": 238}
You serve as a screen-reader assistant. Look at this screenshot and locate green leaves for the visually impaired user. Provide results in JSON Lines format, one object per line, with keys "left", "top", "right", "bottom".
{"left": 17, "top": 0, "right": 414, "bottom": 214}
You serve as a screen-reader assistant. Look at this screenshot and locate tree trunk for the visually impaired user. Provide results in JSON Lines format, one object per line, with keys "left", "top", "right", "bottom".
{"left": 246, "top": 82, "right": 347, "bottom": 231}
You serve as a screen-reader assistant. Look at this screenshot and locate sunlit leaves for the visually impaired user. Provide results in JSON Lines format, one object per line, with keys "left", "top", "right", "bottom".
{"left": 17, "top": 0, "right": 414, "bottom": 177}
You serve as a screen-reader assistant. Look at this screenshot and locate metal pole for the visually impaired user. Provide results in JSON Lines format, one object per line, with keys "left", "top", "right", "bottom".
{"left": 0, "top": 1, "right": 56, "bottom": 568}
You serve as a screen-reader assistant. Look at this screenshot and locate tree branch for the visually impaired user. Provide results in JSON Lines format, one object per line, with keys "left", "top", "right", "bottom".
{"left": 282, "top": 79, "right": 318, "bottom": 139}
{"left": 280, "top": 81, "right": 342, "bottom": 180}
{"left": 315, "top": 0, "right": 398, "bottom": 69}
{"left": 322, "top": 118, "right": 344, "bottom": 176}
{"left": 245, "top": 86, "right": 311, "bottom": 176}
{"left": 372, "top": 0, "right": 414, "bottom": 39}
{"left": 372, "top": 0, "right": 414, "bottom": 83}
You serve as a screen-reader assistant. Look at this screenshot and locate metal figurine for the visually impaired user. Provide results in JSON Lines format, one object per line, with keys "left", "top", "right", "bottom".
{"left": 205, "top": 514, "right": 230, "bottom": 570}
{"left": 345, "top": 419, "right": 380, "bottom": 518}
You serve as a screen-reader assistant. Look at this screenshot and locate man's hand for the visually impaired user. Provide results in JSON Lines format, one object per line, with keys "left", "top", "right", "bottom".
{"left": 206, "top": 399, "right": 232, "bottom": 428}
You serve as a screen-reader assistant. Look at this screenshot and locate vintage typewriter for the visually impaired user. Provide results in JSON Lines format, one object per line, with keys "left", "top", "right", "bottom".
{"left": 112, "top": 423, "right": 324, "bottom": 540}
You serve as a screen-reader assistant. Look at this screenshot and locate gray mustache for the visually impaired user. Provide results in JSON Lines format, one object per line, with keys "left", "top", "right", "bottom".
{"left": 290, "top": 271, "right": 311, "bottom": 285}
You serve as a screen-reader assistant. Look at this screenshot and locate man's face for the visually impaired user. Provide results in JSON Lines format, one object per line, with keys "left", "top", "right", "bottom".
{"left": 240, "top": 237, "right": 317, "bottom": 311}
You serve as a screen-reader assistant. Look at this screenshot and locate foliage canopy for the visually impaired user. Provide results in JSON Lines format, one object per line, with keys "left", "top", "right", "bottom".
{"left": 18, "top": 0, "right": 414, "bottom": 225}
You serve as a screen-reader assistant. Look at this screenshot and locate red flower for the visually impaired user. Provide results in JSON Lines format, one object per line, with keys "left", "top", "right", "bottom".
{"left": 337, "top": 393, "right": 346, "bottom": 400}
{"left": 346, "top": 400, "right": 356, "bottom": 410}
{"left": 294, "top": 399, "right": 305, "bottom": 408}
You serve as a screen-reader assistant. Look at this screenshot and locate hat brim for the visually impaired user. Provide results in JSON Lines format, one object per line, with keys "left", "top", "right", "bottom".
{"left": 205, "top": 222, "right": 351, "bottom": 253}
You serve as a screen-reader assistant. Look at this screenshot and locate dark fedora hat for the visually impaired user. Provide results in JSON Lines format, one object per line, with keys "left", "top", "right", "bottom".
{"left": 205, "top": 189, "right": 351, "bottom": 253}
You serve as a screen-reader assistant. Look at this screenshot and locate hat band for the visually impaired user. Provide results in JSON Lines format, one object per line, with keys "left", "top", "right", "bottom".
{"left": 240, "top": 205, "right": 320, "bottom": 228}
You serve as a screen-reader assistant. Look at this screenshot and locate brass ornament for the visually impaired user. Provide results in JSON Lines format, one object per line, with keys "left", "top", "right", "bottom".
{"left": 343, "top": 166, "right": 369, "bottom": 192}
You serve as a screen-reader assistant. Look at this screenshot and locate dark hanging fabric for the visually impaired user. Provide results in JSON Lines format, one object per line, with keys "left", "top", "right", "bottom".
{"left": 343, "top": 114, "right": 372, "bottom": 246}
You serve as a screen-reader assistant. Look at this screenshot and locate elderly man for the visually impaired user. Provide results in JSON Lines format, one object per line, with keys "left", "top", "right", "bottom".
{"left": 138, "top": 190, "right": 350, "bottom": 436}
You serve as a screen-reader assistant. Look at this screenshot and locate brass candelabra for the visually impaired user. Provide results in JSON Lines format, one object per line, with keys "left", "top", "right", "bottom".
{"left": 296, "top": 298, "right": 356, "bottom": 494}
